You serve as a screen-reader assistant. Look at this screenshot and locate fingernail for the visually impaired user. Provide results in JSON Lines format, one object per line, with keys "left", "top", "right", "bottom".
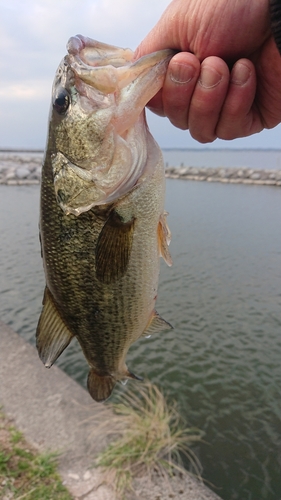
{"left": 170, "top": 63, "right": 195, "bottom": 84}
{"left": 231, "top": 62, "right": 251, "bottom": 85}
{"left": 199, "top": 66, "right": 222, "bottom": 89}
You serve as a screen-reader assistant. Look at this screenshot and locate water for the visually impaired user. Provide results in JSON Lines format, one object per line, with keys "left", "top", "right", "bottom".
{"left": 162, "top": 148, "right": 281, "bottom": 171}
{"left": 0, "top": 173, "right": 281, "bottom": 500}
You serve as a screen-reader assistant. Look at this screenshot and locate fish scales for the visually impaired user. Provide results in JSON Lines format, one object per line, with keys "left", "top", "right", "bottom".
{"left": 40, "top": 149, "right": 163, "bottom": 378}
{"left": 36, "top": 35, "right": 173, "bottom": 402}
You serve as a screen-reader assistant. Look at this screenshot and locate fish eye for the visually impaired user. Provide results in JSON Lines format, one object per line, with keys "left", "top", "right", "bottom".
{"left": 53, "top": 89, "right": 70, "bottom": 115}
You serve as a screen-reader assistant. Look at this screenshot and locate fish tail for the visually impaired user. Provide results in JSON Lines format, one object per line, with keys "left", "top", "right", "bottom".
{"left": 87, "top": 369, "right": 116, "bottom": 403}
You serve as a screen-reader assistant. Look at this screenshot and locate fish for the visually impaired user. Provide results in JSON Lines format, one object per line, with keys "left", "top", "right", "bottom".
{"left": 36, "top": 34, "right": 173, "bottom": 402}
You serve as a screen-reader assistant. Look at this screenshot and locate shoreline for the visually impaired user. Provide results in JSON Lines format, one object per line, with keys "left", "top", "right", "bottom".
{"left": 165, "top": 166, "right": 281, "bottom": 186}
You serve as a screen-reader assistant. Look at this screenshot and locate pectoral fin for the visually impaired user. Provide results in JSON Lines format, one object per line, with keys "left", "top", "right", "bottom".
{"left": 36, "top": 287, "right": 74, "bottom": 368}
{"left": 95, "top": 209, "right": 135, "bottom": 284}
{"left": 158, "top": 212, "right": 172, "bottom": 266}
{"left": 142, "top": 310, "right": 173, "bottom": 337}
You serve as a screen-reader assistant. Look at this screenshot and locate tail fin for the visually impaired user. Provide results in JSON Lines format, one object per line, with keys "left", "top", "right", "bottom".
{"left": 87, "top": 369, "right": 116, "bottom": 402}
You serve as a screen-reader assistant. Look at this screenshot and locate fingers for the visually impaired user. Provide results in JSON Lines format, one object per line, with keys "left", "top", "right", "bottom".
{"left": 188, "top": 57, "right": 230, "bottom": 142}
{"left": 146, "top": 52, "right": 200, "bottom": 122}
{"left": 216, "top": 59, "right": 261, "bottom": 139}
{"left": 157, "top": 55, "right": 261, "bottom": 143}
{"left": 150, "top": 56, "right": 231, "bottom": 142}
{"left": 162, "top": 52, "right": 201, "bottom": 129}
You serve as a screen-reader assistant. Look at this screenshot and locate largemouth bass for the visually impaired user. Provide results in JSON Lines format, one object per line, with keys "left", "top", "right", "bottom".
{"left": 36, "top": 35, "right": 173, "bottom": 402}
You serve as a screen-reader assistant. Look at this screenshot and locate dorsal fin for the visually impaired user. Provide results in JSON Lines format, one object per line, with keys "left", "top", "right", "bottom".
{"left": 158, "top": 212, "right": 172, "bottom": 266}
{"left": 36, "top": 287, "right": 74, "bottom": 368}
{"left": 142, "top": 310, "right": 173, "bottom": 338}
{"left": 95, "top": 209, "right": 135, "bottom": 284}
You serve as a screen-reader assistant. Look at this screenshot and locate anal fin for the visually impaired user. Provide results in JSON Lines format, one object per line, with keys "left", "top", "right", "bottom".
{"left": 36, "top": 287, "right": 74, "bottom": 368}
{"left": 142, "top": 310, "right": 173, "bottom": 337}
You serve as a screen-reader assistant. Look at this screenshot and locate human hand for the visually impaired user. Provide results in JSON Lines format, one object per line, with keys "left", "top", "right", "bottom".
{"left": 135, "top": 0, "right": 281, "bottom": 143}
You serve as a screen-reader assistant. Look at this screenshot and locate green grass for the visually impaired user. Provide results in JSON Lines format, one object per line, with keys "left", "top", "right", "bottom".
{"left": 97, "top": 381, "right": 203, "bottom": 499}
{"left": 0, "top": 411, "right": 73, "bottom": 500}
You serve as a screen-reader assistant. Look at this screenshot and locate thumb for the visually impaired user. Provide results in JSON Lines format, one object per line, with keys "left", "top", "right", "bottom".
{"left": 135, "top": 26, "right": 172, "bottom": 60}
{"left": 134, "top": 2, "right": 186, "bottom": 59}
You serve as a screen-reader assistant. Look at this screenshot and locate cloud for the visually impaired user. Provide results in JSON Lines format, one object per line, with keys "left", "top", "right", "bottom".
{"left": 87, "top": 0, "right": 170, "bottom": 47}
{"left": 0, "top": 0, "right": 280, "bottom": 149}
{"left": 0, "top": 80, "right": 51, "bottom": 100}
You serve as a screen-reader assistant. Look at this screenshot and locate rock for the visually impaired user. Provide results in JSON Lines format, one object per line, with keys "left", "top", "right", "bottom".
{"left": 237, "top": 169, "right": 245, "bottom": 177}
{"left": 188, "top": 167, "right": 200, "bottom": 175}
{"left": 250, "top": 172, "right": 261, "bottom": 180}
{"left": 198, "top": 169, "right": 207, "bottom": 177}
{"left": 268, "top": 172, "right": 276, "bottom": 180}
{"left": 218, "top": 168, "right": 226, "bottom": 178}
{"left": 205, "top": 168, "right": 216, "bottom": 177}
{"left": 5, "top": 169, "right": 16, "bottom": 180}
{"left": 83, "top": 470, "right": 92, "bottom": 480}
{"left": 16, "top": 167, "right": 30, "bottom": 179}
{"left": 177, "top": 167, "right": 188, "bottom": 175}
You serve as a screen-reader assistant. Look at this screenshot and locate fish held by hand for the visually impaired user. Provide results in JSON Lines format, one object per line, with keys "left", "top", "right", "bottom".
{"left": 36, "top": 35, "right": 173, "bottom": 402}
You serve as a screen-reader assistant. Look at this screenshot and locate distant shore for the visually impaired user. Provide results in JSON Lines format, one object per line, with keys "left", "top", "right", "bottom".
{"left": 0, "top": 150, "right": 281, "bottom": 186}
{"left": 0, "top": 151, "right": 42, "bottom": 185}
{"left": 165, "top": 166, "right": 281, "bottom": 186}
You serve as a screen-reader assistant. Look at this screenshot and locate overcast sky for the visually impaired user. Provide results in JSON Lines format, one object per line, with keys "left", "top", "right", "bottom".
{"left": 1, "top": 0, "right": 281, "bottom": 150}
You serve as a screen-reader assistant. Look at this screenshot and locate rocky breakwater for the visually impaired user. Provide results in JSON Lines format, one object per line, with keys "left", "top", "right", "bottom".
{"left": 165, "top": 166, "right": 281, "bottom": 186}
{"left": 0, "top": 151, "right": 43, "bottom": 185}
{"left": 1, "top": 151, "right": 281, "bottom": 187}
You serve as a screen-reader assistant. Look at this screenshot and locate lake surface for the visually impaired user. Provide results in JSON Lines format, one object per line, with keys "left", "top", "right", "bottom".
{"left": 0, "top": 172, "right": 281, "bottom": 499}
{"left": 162, "top": 148, "right": 281, "bottom": 171}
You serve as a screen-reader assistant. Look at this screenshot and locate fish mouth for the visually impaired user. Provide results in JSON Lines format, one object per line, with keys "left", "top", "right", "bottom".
{"left": 67, "top": 34, "right": 174, "bottom": 96}
{"left": 67, "top": 34, "right": 134, "bottom": 68}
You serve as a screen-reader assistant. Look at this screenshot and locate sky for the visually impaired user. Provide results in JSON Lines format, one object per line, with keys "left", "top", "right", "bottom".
{"left": 1, "top": 0, "right": 281, "bottom": 151}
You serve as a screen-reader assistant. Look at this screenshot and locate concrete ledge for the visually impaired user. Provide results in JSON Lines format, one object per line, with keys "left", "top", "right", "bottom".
{"left": 0, "top": 321, "right": 222, "bottom": 500}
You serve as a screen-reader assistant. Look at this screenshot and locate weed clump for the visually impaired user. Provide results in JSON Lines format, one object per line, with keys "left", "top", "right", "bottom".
{"left": 97, "top": 381, "right": 203, "bottom": 498}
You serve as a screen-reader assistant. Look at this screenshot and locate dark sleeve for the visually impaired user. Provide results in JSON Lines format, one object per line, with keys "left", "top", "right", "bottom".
{"left": 270, "top": 0, "right": 281, "bottom": 54}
